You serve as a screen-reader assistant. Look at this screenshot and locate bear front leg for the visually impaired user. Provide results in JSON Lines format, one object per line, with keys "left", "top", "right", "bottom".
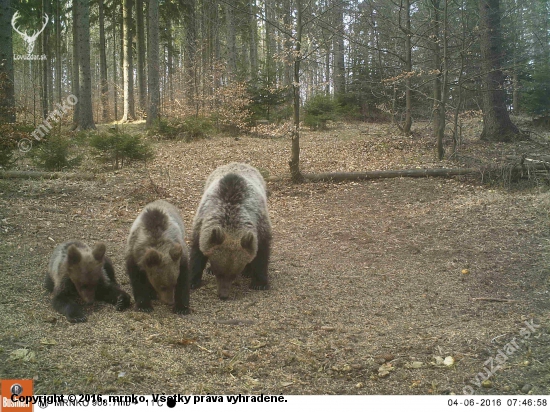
{"left": 174, "top": 259, "right": 190, "bottom": 315}
{"left": 126, "top": 255, "right": 154, "bottom": 312}
{"left": 190, "top": 233, "right": 208, "bottom": 290}
{"left": 96, "top": 278, "right": 132, "bottom": 311}
{"left": 248, "top": 237, "right": 271, "bottom": 290}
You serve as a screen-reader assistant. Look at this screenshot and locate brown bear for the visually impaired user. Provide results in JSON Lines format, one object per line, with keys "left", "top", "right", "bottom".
{"left": 45, "top": 241, "right": 131, "bottom": 323}
{"left": 190, "top": 163, "right": 272, "bottom": 300}
{"left": 126, "top": 200, "right": 190, "bottom": 314}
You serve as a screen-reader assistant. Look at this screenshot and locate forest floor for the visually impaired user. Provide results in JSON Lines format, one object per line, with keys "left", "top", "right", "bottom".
{"left": 1, "top": 119, "right": 549, "bottom": 395}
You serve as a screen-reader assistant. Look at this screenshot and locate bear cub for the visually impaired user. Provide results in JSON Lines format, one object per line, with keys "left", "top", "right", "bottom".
{"left": 126, "top": 200, "right": 190, "bottom": 314}
{"left": 45, "top": 241, "right": 131, "bottom": 323}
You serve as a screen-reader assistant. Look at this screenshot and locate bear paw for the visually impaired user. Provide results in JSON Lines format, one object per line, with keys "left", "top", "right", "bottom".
{"left": 116, "top": 293, "right": 131, "bottom": 311}
{"left": 250, "top": 282, "right": 270, "bottom": 291}
{"left": 135, "top": 302, "right": 153, "bottom": 313}
{"left": 173, "top": 305, "right": 190, "bottom": 315}
{"left": 67, "top": 314, "right": 87, "bottom": 323}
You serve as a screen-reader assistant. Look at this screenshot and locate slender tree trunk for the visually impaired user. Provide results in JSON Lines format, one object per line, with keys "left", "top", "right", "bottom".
{"left": 265, "top": 0, "right": 276, "bottom": 84}
{"left": 290, "top": 0, "right": 303, "bottom": 182}
{"left": 55, "top": 0, "right": 61, "bottom": 104}
{"left": 72, "top": 0, "right": 80, "bottom": 126}
{"left": 166, "top": 14, "right": 173, "bottom": 103}
{"left": 282, "top": 0, "right": 292, "bottom": 87}
{"left": 249, "top": 0, "right": 258, "bottom": 80}
{"left": 136, "top": 0, "right": 146, "bottom": 115}
{"left": 113, "top": 7, "right": 118, "bottom": 121}
{"left": 0, "top": 0, "right": 15, "bottom": 123}
{"left": 403, "top": 0, "right": 413, "bottom": 134}
{"left": 479, "top": 0, "right": 520, "bottom": 141}
{"left": 432, "top": 0, "right": 441, "bottom": 136}
{"left": 122, "top": 0, "right": 135, "bottom": 121}
{"left": 99, "top": 0, "right": 109, "bottom": 122}
{"left": 41, "top": 0, "right": 50, "bottom": 118}
{"left": 76, "top": 0, "right": 95, "bottom": 129}
{"left": 333, "top": 0, "right": 345, "bottom": 96}
{"left": 225, "top": 3, "right": 236, "bottom": 80}
{"left": 437, "top": 0, "right": 449, "bottom": 160}
{"left": 146, "top": 0, "right": 160, "bottom": 128}
{"left": 183, "top": 0, "right": 196, "bottom": 108}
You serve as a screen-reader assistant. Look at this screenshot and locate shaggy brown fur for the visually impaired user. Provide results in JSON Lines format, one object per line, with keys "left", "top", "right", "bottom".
{"left": 190, "top": 163, "right": 272, "bottom": 300}
{"left": 126, "top": 200, "right": 190, "bottom": 314}
{"left": 45, "top": 241, "right": 131, "bottom": 323}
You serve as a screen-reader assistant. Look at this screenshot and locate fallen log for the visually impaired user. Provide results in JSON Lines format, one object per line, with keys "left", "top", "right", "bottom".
{"left": 0, "top": 171, "right": 95, "bottom": 180}
{"left": 301, "top": 168, "right": 477, "bottom": 182}
{"left": 265, "top": 162, "right": 550, "bottom": 183}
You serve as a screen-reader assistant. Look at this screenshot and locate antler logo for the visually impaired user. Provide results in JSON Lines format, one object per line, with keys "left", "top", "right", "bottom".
{"left": 11, "top": 11, "right": 49, "bottom": 55}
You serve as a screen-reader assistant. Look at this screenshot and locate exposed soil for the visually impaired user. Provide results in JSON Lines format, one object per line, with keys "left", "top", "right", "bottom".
{"left": 1, "top": 121, "right": 549, "bottom": 395}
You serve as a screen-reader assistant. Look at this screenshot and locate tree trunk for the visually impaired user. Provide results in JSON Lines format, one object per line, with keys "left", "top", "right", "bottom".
{"left": 0, "top": 0, "right": 15, "bottom": 123}
{"left": 76, "top": 0, "right": 95, "bottom": 129}
{"left": 432, "top": 0, "right": 442, "bottom": 156}
{"left": 122, "top": 0, "right": 135, "bottom": 122}
{"left": 166, "top": 13, "right": 173, "bottom": 104}
{"left": 403, "top": 0, "right": 413, "bottom": 134}
{"left": 113, "top": 7, "right": 119, "bottom": 121}
{"left": 55, "top": 0, "right": 61, "bottom": 104}
{"left": 282, "top": 0, "right": 292, "bottom": 87}
{"left": 136, "top": 0, "right": 146, "bottom": 115}
{"left": 437, "top": 0, "right": 449, "bottom": 160}
{"left": 249, "top": 0, "right": 258, "bottom": 80}
{"left": 479, "top": 0, "right": 520, "bottom": 141}
{"left": 146, "top": 0, "right": 160, "bottom": 128}
{"left": 265, "top": 0, "right": 276, "bottom": 85}
{"left": 183, "top": 0, "right": 196, "bottom": 108}
{"left": 333, "top": 0, "right": 345, "bottom": 96}
{"left": 99, "top": 0, "right": 109, "bottom": 122}
{"left": 41, "top": 0, "right": 50, "bottom": 117}
{"left": 225, "top": 3, "right": 237, "bottom": 80}
{"left": 71, "top": 0, "right": 80, "bottom": 126}
{"left": 290, "top": 0, "right": 303, "bottom": 182}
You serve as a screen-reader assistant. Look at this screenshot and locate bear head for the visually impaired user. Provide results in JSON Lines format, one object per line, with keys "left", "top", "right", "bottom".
{"left": 66, "top": 242, "right": 106, "bottom": 303}
{"left": 139, "top": 242, "right": 183, "bottom": 305}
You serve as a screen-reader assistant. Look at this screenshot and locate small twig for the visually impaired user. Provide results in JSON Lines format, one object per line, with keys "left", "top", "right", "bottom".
{"left": 472, "top": 297, "right": 519, "bottom": 303}
{"left": 194, "top": 343, "right": 213, "bottom": 353}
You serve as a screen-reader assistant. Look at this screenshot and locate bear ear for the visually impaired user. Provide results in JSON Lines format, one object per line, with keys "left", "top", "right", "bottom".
{"left": 143, "top": 248, "right": 162, "bottom": 267}
{"left": 208, "top": 227, "right": 225, "bottom": 246}
{"left": 169, "top": 243, "right": 183, "bottom": 261}
{"left": 67, "top": 245, "right": 82, "bottom": 266}
{"left": 240, "top": 231, "right": 257, "bottom": 253}
{"left": 92, "top": 242, "right": 106, "bottom": 262}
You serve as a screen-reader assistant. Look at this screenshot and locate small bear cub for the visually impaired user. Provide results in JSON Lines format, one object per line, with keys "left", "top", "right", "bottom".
{"left": 45, "top": 241, "right": 131, "bottom": 323}
{"left": 126, "top": 200, "right": 190, "bottom": 314}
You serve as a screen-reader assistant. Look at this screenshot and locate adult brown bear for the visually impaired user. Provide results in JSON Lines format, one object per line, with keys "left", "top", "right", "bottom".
{"left": 190, "top": 163, "right": 272, "bottom": 300}
{"left": 45, "top": 241, "right": 131, "bottom": 323}
{"left": 126, "top": 200, "right": 190, "bottom": 314}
